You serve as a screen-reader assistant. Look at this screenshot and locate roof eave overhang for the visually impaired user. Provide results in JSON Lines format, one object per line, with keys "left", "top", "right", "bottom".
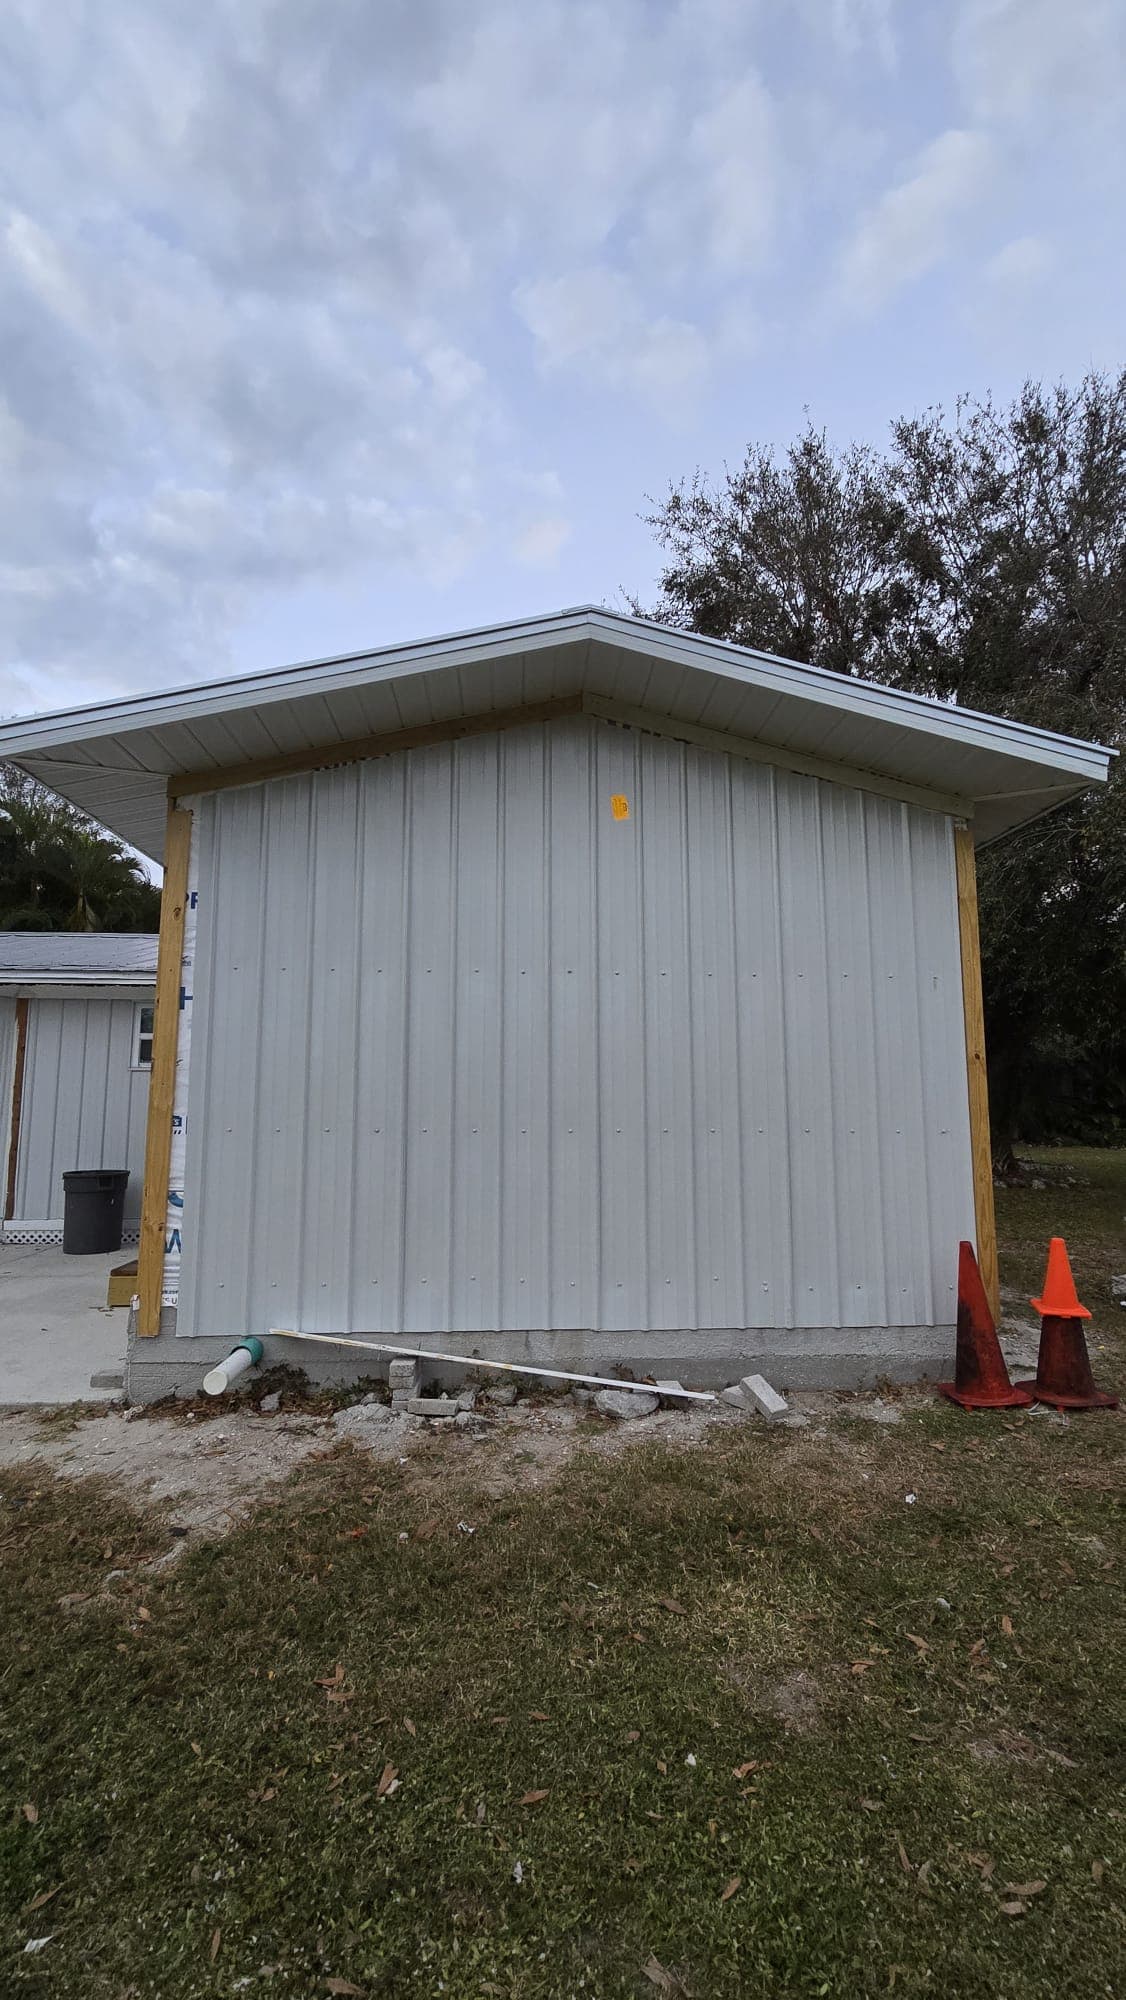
{"left": 0, "top": 609, "right": 1112, "bottom": 863}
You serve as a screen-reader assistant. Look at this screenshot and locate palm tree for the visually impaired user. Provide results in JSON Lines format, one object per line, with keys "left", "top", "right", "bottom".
{"left": 0, "top": 766, "right": 160, "bottom": 932}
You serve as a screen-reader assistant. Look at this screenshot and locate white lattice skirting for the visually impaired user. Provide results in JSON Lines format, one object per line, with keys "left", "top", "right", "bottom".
{"left": 1, "top": 1222, "right": 142, "bottom": 1246}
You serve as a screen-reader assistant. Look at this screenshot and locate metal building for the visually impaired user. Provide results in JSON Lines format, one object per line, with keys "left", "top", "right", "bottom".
{"left": 0, "top": 933, "right": 157, "bottom": 1241}
{"left": 0, "top": 609, "right": 1110, "bottom": 1396}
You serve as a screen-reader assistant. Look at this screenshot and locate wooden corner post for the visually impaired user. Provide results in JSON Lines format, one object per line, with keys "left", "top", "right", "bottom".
{"left": 137, "top": 804, "right": 193, "bottom": 1337}
{"left": 954, "top": 823, "right": 999, "bottom": 1321}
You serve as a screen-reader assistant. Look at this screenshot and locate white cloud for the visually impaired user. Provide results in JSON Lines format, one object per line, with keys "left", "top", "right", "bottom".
{"left": 0, "top": 0, "right": 789, "bottom": 705}
{"left": 513, "top": 516, "right": 571, "bottom": 567}
{"left": 833, "top": 128, "right": 993, "bottom": 314}
{"left": 983, "top": 234, "right": 1054, "bottom": 292}
{"left": 514, "top": 269, "right": 710, "bottom": 405}
{"left": 954, "top": 0, "right": 1125, "bottom": 136}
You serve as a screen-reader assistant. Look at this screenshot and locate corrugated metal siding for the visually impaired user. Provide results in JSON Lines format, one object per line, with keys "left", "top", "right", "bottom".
{"left": 0, "top": 997, "right": 16, "bottom": 1181}
{"left": 177, "top": 714, "right": 974, "bottom": 1341}
{"left": 11, "top": 998, "right": 150, "bottom": 1221}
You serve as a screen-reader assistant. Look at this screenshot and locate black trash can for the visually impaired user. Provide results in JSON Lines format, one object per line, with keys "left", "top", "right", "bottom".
{"left": 62, "top": 1169, "right": 130, "bottom": 1254}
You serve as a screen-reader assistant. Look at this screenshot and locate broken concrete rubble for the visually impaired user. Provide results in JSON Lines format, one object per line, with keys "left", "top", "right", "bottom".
{"left": 594, "top": 1388, "right": 659, "bottom": 1420}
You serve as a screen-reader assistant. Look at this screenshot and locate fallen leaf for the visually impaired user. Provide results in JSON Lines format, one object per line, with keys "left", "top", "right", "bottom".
{"left": 325, "top": 1981, "right": 365, "bottom": 1996}
{"left": 656, "top": 1760, "right": 668, "bottom": 1775}
{"left": 490, "top": 1715, "right": 510, "bottom": 1727}
{"left": 21, "top": 1804, "right": 38, "bottom": 1824}
{"left": 414, "top": 1516, "right": 440, "bottom": 1540}
{"left": 1092, "top": 1859, "right": 1105, "bottom": 1883}
{"left": 859, "top": 1798, "right": 882, "bottom": 1812}
{"left": 905, "top": 1633, "right": 929, "bottom": 1654}
{"left": 339, "top": 1526, "right": 367, "bottom": 1541}
{"left": 137, "top": 1606, "right": 151, "bottom": 1622}
{"left": 999, "top": 1900, "right": 1028, "bottom": 1917}
{"left": 375, "top": 1764, "right": 399, "bottom": 1799}
{"left": 209, "top": 1927, "right": 221, "bottom": 1962}
{"left": 517, "top": 1789, "right": 549, "bottom": 1806}
{"left": 916, "top": 1861, "right": 932, "bottom": 1890}
{"left": 733, "top": 1761, "right": 758, "bottom": 1779}
{"left": 315, "top": 1666, "right": 346, "bottom": 1688}
{"left": 528, "top": 1710, "right": 550, "bottom": 1721}
{"left": 897, "top": 1841, "right": 912, "bottom": 1875}
{"left": 27, "top": 1887, "right": 59, "bottom": 1912}
{"left": 190, "top": 1741, "right": 202, "bottom": 1757}
{"left": 625, "top": 1730, "right": 641, "bottom": 1743}
{"left": 967, "top": 1852, "right": 995, "bottom": 1881}
{"left": 720, "top": 1874, "right": 741, "bottom": 1902}
{"left": 1004, "top": 1880, "right": 1046, "bottom": 1898}
{"left": 850, "top": 1660, "right": 875, "bottom": 1675}
{"left": 658, "top": 1598, "right": 687, "bottom": 1616}
{"left": 402, "top": 1718, "right": 416, "bottom": 1737}
{"left": 1001, "top": 1615, "right": 1014, "bottom": 1637}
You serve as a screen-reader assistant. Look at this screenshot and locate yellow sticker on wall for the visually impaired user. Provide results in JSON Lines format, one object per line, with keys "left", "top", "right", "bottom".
{"left": 610, "top": 794, "right": 630, "bottom": 821}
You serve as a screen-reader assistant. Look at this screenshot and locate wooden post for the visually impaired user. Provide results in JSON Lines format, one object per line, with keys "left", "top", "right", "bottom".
{"left": 4, "top": 997, "right": 29, "bottom": 1220}
{"left": 954, "top": 823, "right": 999, "bottom": 1321}
{"left": 136, "top": 805, "right": 193, "bottom": 1336}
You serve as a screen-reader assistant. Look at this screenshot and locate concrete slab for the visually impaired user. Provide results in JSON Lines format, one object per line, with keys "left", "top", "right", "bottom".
{"left": 0, "top": 1242, "right": 127, "bottom": 1405}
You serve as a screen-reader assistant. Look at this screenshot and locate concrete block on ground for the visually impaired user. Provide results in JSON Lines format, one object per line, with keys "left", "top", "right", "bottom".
{"left": 407, "top": 1396, "right": 460, "bottom": 1419}
{"left": 485, "top": 1379, "right": 517, "bottom": 1405}
{"left": 594, "top": 1387, "right": 659, "bottom": 1420}
{"left": 739, "top": 1374, "right": 789, "bottom": 1422}
{"left": 721, "top": 1385, "right": 750, "bottom": 1410}
{"left": 389, "top": 1358, "right": 422, "bottom": 1395}
{"left": 654, "top": 1378, "right": 687, "bottom": 1406}
{"left": 258, "top": 1389, "right": 282, "bottom": 1413}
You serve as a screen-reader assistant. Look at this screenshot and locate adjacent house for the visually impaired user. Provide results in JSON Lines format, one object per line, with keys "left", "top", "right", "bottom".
{"left": 0, "top": 609, "right": 1110, "bottom": 1397}
{"left": 0, "top": 932, "right": 158, "bottom": 1242}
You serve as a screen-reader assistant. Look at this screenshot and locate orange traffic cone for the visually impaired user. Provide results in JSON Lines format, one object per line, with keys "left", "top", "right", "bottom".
{"left": 1019, "top": 1238, "right": 1118, "bottom": 1411}
{"left": 938, "top": 1241, "right": 1033, "bottom": 1410}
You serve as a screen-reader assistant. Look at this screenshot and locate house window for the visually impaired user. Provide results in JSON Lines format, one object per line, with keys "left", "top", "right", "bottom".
{"left": 132, "top": 1003, "right": 155, "bottom": 1070}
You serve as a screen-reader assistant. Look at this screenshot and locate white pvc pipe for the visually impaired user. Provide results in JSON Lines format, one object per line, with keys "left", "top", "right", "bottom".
{"left": 268, "top": 1327, "right": 716, "bottom": 1402}
{"left": 202, "top": 1338, "right": 264, "bottom": 1396}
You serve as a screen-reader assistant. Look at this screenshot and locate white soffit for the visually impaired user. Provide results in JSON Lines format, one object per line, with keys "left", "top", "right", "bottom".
{"left": 0, "top": 607, "right": 1111, "bottom": 862}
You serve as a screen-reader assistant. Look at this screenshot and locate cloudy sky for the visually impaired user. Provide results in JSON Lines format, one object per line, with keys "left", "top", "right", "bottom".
{"left": 1, "top": 0, "right": 1123, "bottom": 717}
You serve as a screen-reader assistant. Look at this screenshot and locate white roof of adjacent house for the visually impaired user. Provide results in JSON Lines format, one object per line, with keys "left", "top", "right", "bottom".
{"left": 0, "top": 932, "right": 158, "bottom": 987}
{"left": 0, "top": 607, "right": 1112, "bottom": 861}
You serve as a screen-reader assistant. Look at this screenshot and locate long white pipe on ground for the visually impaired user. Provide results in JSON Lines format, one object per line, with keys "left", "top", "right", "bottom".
{"left": 268, "top": 1327, "right": 717, "bottom": 1402}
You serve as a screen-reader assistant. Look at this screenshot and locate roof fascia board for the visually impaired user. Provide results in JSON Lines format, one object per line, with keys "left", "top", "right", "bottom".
{"left": 0, "top": 609, "right": 1110, "bottom": 790}
{"left": 0, "top": 611, "right": 598, "bottom": 759}
{"left": 587, "top": 614, "right": 1113, "bottom": 783}
{"left": 583, "top": 696, "right": 972, "bottom": 818}
{"left": 0, "top": 981, "right": 154, "bottom": 999}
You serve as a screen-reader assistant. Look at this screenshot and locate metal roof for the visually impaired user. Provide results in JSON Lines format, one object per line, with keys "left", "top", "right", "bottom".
{"left": 0, "top": 607, "right": 1111, "bottom": 861}
{"left": 0, "top": 931, "right": 158, "bottom": 987}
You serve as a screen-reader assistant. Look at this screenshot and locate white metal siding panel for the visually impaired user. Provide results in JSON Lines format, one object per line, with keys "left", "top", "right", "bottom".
{"left": 0, "top": 998, "right": 16, "bottom": 1180}
{"left": 10, "top": 997, "right": 149, "bottom": 1221}
{"left": 177, "top": 715, "right": 973, "bottom": 1342}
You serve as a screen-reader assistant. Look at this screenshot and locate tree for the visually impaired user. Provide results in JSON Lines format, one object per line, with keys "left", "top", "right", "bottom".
{"left": 640, "top": 373, "right": 1126, "bottom": 1151}
{"left": 0, "top": 767, "right": 161, "bottom": 933}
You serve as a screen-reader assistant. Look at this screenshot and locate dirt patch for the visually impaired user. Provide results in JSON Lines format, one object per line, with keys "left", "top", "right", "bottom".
{"left": 0, "top": 1385, "right": 916, "bottom": 1541}
{"left": 967, "top": 1729, "right": 1078, "bottom": 1770}
{"left": 724, "top": 1661, "right": 824, "bottom": 1733}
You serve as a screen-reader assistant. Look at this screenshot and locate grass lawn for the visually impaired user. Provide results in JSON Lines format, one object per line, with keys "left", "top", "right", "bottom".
{"left": 2, "top": 1155, "right": 1124, "bottom": 1999}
